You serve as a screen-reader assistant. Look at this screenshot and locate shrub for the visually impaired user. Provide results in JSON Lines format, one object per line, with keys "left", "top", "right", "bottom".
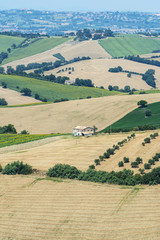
{"left": 118, "top": 161, "right": 124, "bottom": 167}
{"left": 89, "top": 165, "right": 95, "bottom": 169}
{"left": 1, "top": 81, "right": 7, "bottom": 88}
{"left": 153, "top": 156, "right": 159, "bottom": 162}
{"left": 47, "top": 164, "right": 81, "bottom": 179}
{"left": 145, "top": 109, "right": 152, "bottom": 117}
{"left": 20, "top": 88, "right": 32, "bottom": 96}
{"left": 136, "top": 157, "right": 143, "bottom": 164}
{"left": 123, "top": 157, "right": 129, "bottom": 163}
{"left": 94, "top": 159, "right": 100, "bottom": 165}
{"left": 131, "top": 162, "right": 139, "bottom": 168}
{"left": 139, "top": 168, "right": 145, "bottom": 175}
{"left": 148, "top": 159, "right": 155, "bottom": 165}
{"left": 0, "top": 98, "right": 8, "bottom": 106}
{"left": 144, "top": 163, "right": 151, "bottom": 170}
{"left": 144, "top": 137, "right": 151, "bottom": 144}
{"left": 103, "top": 152, "right": 110, "bottom": 158}
{"left": 142, "top": 142, "right": 145, "bottom": 146}
{"left": 20, "top": 130, "right": 29, "bottom": 134}
{"left": 137, "top": 100, "right": 147, "bottom": 108}
{"left": 107, "top": 148, "right": 115, "bottom": 155}
{"left": 2, "top": 161, "right": 32, "bottom": 175}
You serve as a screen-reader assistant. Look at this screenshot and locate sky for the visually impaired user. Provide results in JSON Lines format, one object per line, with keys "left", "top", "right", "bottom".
{"left": 1, "top": 0, "right": 160, "bottom": 12}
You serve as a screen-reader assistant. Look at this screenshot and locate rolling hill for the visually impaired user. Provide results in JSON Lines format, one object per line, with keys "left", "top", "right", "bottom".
{"left": 0, "top": 74, "right": 117, "bottom": 102}
{"left": 102, "top": 101, "right": 160, "bottom": 132}
{"left": 99, "top": 35, "right": 160, "bottom": 57}
{"left": 2, "top": 39, "right": 111, "bottom": 70}
{"left": 0, "top": 94, "right": 160, "bottom": 134}
{"left": 0, "top": 35, "right": 25, "bottom": 52}
{"left": 0, "top": 174, "right": 160, "bottom": 240}
{"left": 44, "top": 58, "right": 160, "bottom": 90}
{"left": 2, "top": 37, "right": 69, "bottom": 65}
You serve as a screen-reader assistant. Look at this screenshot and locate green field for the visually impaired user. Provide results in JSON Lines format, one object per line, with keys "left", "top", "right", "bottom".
{"left": 102, "top": 101, "right": 160, "bottom": 132}
{"left": 99, "top": 35, "right": 160, "bottom": 58}
{"left": 0, "top": 134, "right": 64, "bottom": 148}
{"left": 0, "top": 74, "right": 119, "bottom": 102}
{"left": 0, "top": 35, "right": 25, "bottom": 52}
{"left": 2, "top": 37, "right": 69, "bottom": 64}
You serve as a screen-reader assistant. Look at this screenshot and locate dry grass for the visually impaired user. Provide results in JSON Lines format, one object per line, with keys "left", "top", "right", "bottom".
{"left": 0, "top": 93, "right": 159, "bottom": 134}
{"left": 0, "top": 174, "right": 160, "bottom": 240}
{"left": 0, "top": 131, "right": 160, "bottom": 174}
{"left": 45, "top": 58, "right": 160, "bottom": 89}
{"left": 2, "top": 40, "right": 111, "bottom": 70}
{"left": 0, "top": 87, "right": 40, "bottom": 105}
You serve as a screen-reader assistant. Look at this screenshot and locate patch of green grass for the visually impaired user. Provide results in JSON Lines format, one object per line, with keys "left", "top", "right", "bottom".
{"left": 0, "top": 35, "right": 25, "bottom": 52}
{"left": 0, "top": 102, "right": 52, "bottom": 108}
{"left": 2, "top": 37, "right": 70, "bottom": 64}
{"left": 99, "top": 35, "right": 160, "bottom": 57}
{"left": 102, "top": 101, "right": 160, "bottom": 131}
{"left": 134, "top": 89, "right": 160, "bottom": 95}
{"left": 0, "top": 133, "right": 65, "bottom": 148}
{"left": 53, "top": 53, "right": 66, "bottom": 61}
{"left": 0, "top": 74, "right": 120, "bottom": 102}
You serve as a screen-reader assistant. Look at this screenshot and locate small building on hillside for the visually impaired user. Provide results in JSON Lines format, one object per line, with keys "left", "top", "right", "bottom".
{"left": 73, "top": 126, "right": 94, "bottom": 136}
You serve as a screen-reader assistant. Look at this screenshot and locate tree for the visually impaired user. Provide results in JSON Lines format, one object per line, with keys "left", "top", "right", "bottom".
{"left": 137, "top": 100, "right": 148, "bottom": 108}
{"left": 124, "top": 157, "right": 129, "bottom": 163}
{"left": 0, "top": 98, "right": 8, "bottom": 105}
{"left": 124, "top": 85, "right": 131, "bottom": 92}
{"left": 118, "top": 161, "right": 124, "bottom": 167}
{"left": 145, "top": 109, "right": 152, "bottom": 117}
{"left": 0, "top": 67, "right": 4, "bottom": 74}
{"left": 21, "top": 88, "right": 32, "bottom": 96}
{"left": 144, "top": 137, "right": 151, "bottom": 144}
{"left": 94, "top": 159, "right": 100, "bottom": 165}
{"left": 108, "top": 85, "right": 113, "bottom": 91}
{"left": 144, "top": 163, "right": 151, "bottom": 169}
{"left": 1, "top": 81, "right": 7, "bottom": 88}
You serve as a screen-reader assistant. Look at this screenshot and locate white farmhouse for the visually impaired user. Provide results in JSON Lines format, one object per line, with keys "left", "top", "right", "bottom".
{"left": 73, "top": 126, "right": 94, "bottom": 136}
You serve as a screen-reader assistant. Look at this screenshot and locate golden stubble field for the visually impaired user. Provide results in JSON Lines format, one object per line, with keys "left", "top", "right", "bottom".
{"left": 0, "top": 93, "right": 160, "bottom": 134}
{"left": 0, "top": 174, "right": 160, "bottom": 240}
{"left": 1, "top": 131, "right": 160, "bottom": 174}
{"left": 46, "top": 58, "right": 160, "bottom": 89}
{"left": 2, "top": 40, "right": 111, "bottom": 70}
{"left": 0, "top": 87, "right": 40, "bottom": 105}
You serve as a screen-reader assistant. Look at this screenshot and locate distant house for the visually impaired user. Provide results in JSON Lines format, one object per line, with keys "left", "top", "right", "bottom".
{"left": 73, "top": 126, "right": 94, "bottom": 136}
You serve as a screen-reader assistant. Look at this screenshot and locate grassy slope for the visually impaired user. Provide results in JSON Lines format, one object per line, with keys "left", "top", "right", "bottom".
{"left": 99, "top": 35, "right": 160, "bottom": 57}
{"left": 102, "top": 101, "right": 160, "bottom": 131}
{"left": 0, "top": 35, "right": 25, "bottom": 52}
{"left": 0, "top": 74, "right": 119, "bottom": 102}
{"left": 2, "top": 37, "right": 69, "bottom": 64}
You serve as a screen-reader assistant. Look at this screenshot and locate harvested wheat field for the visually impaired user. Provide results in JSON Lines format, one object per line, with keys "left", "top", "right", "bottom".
{"left": 2, "top": 40, "right": 111, "bottom": 70}
{"left": 0, "top": 174, "right": 160, "bottom": 240}
{"left": 46, "top": 58, "right": 160, "bottom": 89}
{"left": 0, "top": 87, "right": 41, "bottom": 105}
{"left": 0, "top": 93, "right": 159, "bottom": 134}
{"left": 0, "top": 131, "right": 160, "bottom": 174}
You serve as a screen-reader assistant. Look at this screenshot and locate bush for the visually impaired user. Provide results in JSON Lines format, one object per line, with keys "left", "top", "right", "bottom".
{"left": 0, "top": 124, "right": 17, "bottom": 134}
{"left": 145, "top": 109, "right": 152, "bottom": 117}
{"left": 136, "top": 157, "right": 143, "bottom": 164}
{"left": 137, "top": 100, "right": 148, "bottom": 108}
{"left": 47, "top": 164, "right": 81, "bottom": 179}
{"left": 1, "top": 81, "right": 7, "bottom": 88}
{"left": 148, "top": 159, "right": 155, "bottom": 165}
{"left": 118, "top": 161, "right": 124, "bottom": 167}
{"left": 2, "top": 161, "right": 32, "bottom": 175}
{"left": 144, "top": 137, "right": 151, "bottom": 143}
{"left": 94, "top": 159, "right": 100, "bottom": 165}
{"left": 20, "top": 88, "right": 32, "bottom": 96}
{"left": 139, "top": 168, "right": 145, "bottom": 175}
{"left": 89, "top": 165, "right": 95, "bottom": 169}
{"left": 20, "top": 130, "right": 29, "bottom": 134}
{"left": 142, "top": 142, "right": 145, "bottom": 146}
{"left": 103, "top": 152, "right": 110, "bottom": 158}
{"left": 144, "top": 163, "right": 151, "bottom": 170}
{"left": 123, "top": 157, "right": 129, "bottom": 163}
{"left": 131, "top": 162, "right": 139, "bottom": 168}
{"left": 0, "top": 98, "right": 8, "bottom": 106}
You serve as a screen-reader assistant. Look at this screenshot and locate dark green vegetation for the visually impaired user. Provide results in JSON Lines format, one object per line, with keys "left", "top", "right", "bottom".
{"left": 0, "top": 98, "right": 8, "bottom": 106}
{"left": 99, "top": 35, "right": 160, "bottom": 57}
{"left": 47, "top": 163, "right": 160, "bottom": 186}
{"left": 0, "top": 74, "right": 119, "bottom": 102}
{"left": 2, "top": 161, "right": 32, "bottom": 175}
{"left": 125, "top": 55, "right": 160, "bottom": 68}
{"left": 75, "top": 28, "right": 114, "bottom": 41}
{"left": 102, "top": 102, "right": 160, "bottom": 132}
{"left": 2, "top": 37, "right": 69, "bottom": 64}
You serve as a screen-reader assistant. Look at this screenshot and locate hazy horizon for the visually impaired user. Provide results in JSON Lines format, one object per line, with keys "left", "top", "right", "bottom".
{"left": 1, "top": 0, "right": 160, "bottom": 13}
